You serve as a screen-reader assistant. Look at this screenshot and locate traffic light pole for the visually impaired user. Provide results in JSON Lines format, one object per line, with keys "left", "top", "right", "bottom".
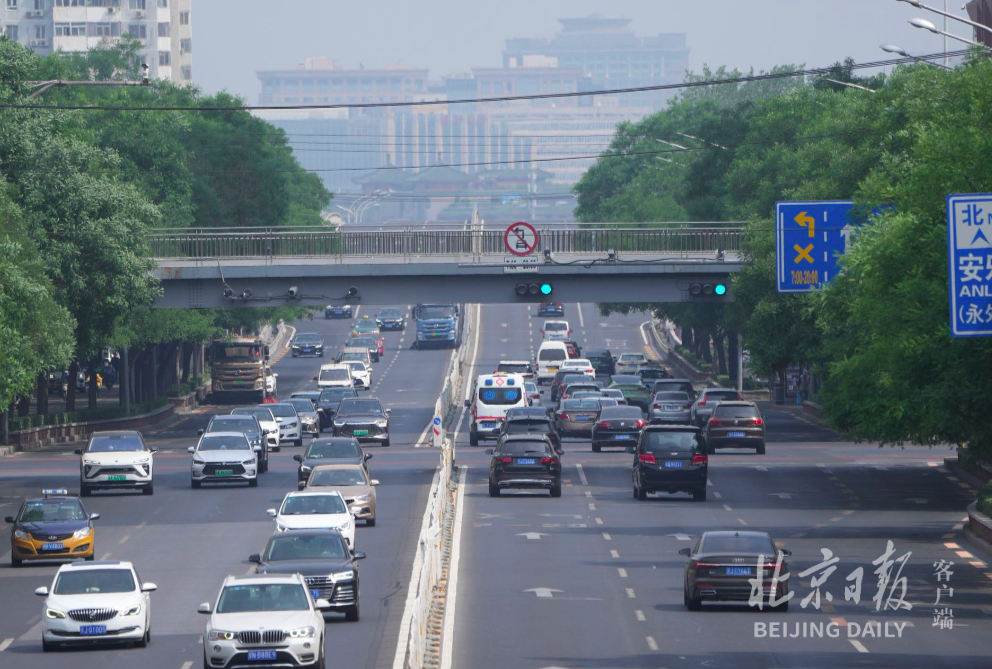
{"left": 737, "top": 332, "right": 744, "bottom": 393}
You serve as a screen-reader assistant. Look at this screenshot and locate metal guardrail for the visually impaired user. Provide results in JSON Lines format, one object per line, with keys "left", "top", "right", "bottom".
{"left": 147, "top": 225, "right": 744, "bottom": 259}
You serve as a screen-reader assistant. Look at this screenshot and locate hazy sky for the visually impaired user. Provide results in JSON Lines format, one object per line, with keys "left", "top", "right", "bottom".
{"left": 194, "top": 0, "right": 958, "bottom": 102}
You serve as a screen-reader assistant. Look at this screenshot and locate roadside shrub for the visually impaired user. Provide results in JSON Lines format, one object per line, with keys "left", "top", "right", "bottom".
{"left": 978, "top": 481, "right": 992, "bottom": 517}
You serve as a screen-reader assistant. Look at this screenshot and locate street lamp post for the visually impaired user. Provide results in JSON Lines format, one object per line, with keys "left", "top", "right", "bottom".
{"left": 896, "top": 0, "right": 992, "bottom": 37}
{"left": 909, "top": 17, "right": 990, "bottom": 49}
{"left": 880, "top": 43, "right": 954, "bottom": 70}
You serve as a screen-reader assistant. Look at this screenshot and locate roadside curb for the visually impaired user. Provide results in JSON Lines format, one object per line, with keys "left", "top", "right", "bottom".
{"left": 945, "top": 457, "right": 990, "bottom": 490}
{"left": 267, "top": 322, "right": 297, "bottom": 368}
{"left": 964, "top": 502, "right": 992, "bottom": 560}
{"left": 641, "top": 320, "right": 715, "bottom": 387}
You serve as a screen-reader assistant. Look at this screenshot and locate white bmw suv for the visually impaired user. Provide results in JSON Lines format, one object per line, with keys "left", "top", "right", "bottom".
{"left": 35, "top": 560, "right": 157, "bottom": 652}
{"left": 76, "top": 431, "right": 156, "bottom": 496}
{"left": 199, "top": 574, "right": 327, "bottom": 669}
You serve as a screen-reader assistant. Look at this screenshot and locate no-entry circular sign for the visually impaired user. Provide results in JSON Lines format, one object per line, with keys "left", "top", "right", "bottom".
{"left": 504, "top": 221, "right": 540, "bottom": 256}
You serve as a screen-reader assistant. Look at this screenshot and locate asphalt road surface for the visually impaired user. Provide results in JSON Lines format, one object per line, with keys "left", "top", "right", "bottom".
{"left": 1, "top": 302, "right": 990, "bottom": 669}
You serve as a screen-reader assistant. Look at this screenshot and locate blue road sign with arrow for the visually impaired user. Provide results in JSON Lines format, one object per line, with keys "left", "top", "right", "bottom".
{"left": 947, "top": 193, "right": 992, "bottom": 338}
{"left": 775, "top": 200, "right": 856, "bottom": 293}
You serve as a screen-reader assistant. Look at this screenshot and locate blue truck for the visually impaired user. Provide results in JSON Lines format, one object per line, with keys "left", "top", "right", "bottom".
{"left": 413, "top": 304, "right": 461, "bottom": 349}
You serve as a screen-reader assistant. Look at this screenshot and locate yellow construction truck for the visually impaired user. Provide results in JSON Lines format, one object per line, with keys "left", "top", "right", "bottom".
{"left": 208, "top": 337, "right": 273, "bottom": 402}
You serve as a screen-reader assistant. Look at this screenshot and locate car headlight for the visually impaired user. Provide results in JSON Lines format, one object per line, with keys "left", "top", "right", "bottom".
{"left": 208, "top": 630, "right": 237, "bottom": 641}
{"left": 14, "top": 529, "right": 30, "bottom": 541}
{"left": 122, "top": 604, "right": 141, "bottom": 617}
{"left": 333, "top": 421, "right": 344, "bottom": 428}
{"left": 82, "top": 459, "right": 98, "bottom": 466}
{"left": 292, "top": 345, "right": 300, "bottom": 349}
{"left": 287, "top": 626, "right": 315, "bottom": 639}
{"left": 73, "top": 527, "right": 92, "bottom": 540}
{"left": 300, "top": 465, "right": 312, "bottom": 473}
{"left": 45, "top": 607, "right": 66, "bottom": 619}
{"left": 334, "top": 523, "right": 351, "bottom": 532}
{"left": 251, "top": 438, "right": 262, "bottom": 446}
{"left": 243, "top": 458, "right": 255, "bottom": 466}
{"left": 135, "top": 457, "right": 150, "bottom": 464}
{"left": 331, "top": 570, "right": 355, "bottom": 581}
{"left": 193, "top": 458, "right": 205, "bottom": 465}
{"left": 288, "top": 421, "right": 298, "bottom": 428}
{"left": 374, "top": 419, "right": 388, "bottom": 427}
{"left": 353, "top": 493, "right": 370, "bottom": 502}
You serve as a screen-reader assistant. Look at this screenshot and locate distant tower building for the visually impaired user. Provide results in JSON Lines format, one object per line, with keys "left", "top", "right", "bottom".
{"left": 0, "top": 0, "right": 193, "bottom": 83}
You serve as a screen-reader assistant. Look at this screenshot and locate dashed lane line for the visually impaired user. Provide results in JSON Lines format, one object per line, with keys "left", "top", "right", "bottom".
{"left": 722, "top": 504, "right": 732, "bottom": 511}
{"left": 626, "top": 588, "right": 636, "bottom": 599}
{"left": 850, "top": 640, "right": 870, "bottom": 653}
{"left": 602, "top": 532, "right": 611, "bottom": 541}
{"left": 635, "top": 610, "right": 646, "bottom": 622}
{"left": 181, "top": 662, "right": 193, "bottom": 669}
{"left": 0, "top": 639, "right": 12, "bottom": 652}
{"left": 646, "top": 636, "right": 659, "bottom": 651}
{"left": 595, "top": 518, "right": 604, "bottom": 525}
{"left": 611, "top": 550, "right": 620, "bottom": 559}
{"left": 576, "top": 463, "right": 588, "bottom": 486}
{"left": 618, "top": 568, "right": 628, "bottom": 578}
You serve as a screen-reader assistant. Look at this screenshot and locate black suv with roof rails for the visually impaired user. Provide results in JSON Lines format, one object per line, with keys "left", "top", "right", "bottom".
{"left": 632, "top": 425, "right": 708, "bottom": 501}
{"left": 486, "top": 435, "right": 562, "bottom": 497}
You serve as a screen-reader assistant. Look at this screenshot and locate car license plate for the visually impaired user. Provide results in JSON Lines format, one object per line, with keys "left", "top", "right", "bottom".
{"left": 481, "top": 422, "right": 496, "bottom": 429}
{"left": 42, "top": 542, "right": 63, "bottom": 551}
{"left": 517, "top": 458, "right": 536, "bottom": 465}
{"left": 234, "top": 380, "right": 242, "bottom": 386}
{"left": 247, "top": 651, "right": 278, "bottom": 661}
{"left": 215, "top": 470, "right": 233, "bottom": 477}
{"left": 728, "top": 431, "right": 746, "bottom": 438}
{"left": 615, "top": 434, "right": 631, "bottom": 440}
{"left": 304, "top": 348, "right": 312, "bottom": 353}
{"left": 664, "top": 461, "right": 683, "bottom": 468}
{"left": 664, "top": 405, "right": 680, "bottom": 411}
{"left": 548, "top": 367, "right": 558, "bottom": 373}
{"left": 353, "top": 430, "right": 369, "bottom": 436}
{"left": 108, "top": 474, "right": 127, "bottom": 481}
{"left": 79, "top": 625, "right": 106, "bottom": 636}
{"left": 310, "top": 589, "right": 321, "bottom": 599}
{"left": 576, "top": 414, "right": 591, "bottom": 421}
{"left": 726, "top": 567, "right": 752, "bottom": 576}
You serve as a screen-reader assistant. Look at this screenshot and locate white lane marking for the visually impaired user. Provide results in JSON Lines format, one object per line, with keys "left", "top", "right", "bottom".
{"left": 722, "top": 504, "right": 732, "bottom": 511}
{"left": 353, "top": 306, "right": 361, "bottom": 318}
{"left": 439, "top": 465, "right": 467, "bottom": 669}
{"left": 707, "top": 478, "right": 713, "bottom": 487}
{"left": 602, "top": 532, "right": 612, "bottom": 541}
{"left": 136, "top": 521, "right": 146, "bottom": 530}
{"left": 391, "top": 465, "right": 441, "bottom": 669}
{"left": 611, "top": 550, "right": 619, "bottom": 559}
{"left": 576, "top": 303, "right": 585, "bottom": 329}
{"left": 737, "top": 518, "right": 748, "bottom": 526}
{"left": 713, "top": 491, "right": 723, "bottom": 499}
{"left": 626, "top": 588, "right": 636, "bottom": 599}
{"left": 639, "top": 322, "right": 651, "bottom": 348}
{"left": 646, "top": 636, "right": 658, "bottom": 651}
{"left": 585, "top": 491, "right": 592, "bottom": 497}
{"left": 100, "top": 552, "right": 112, "bottom": 560}
{"left": 118, "top": 535, "right": 130, "bottom": 544}
{"left": 595, "top": 518, "right": 604, "bottom": 525}
{"left": 588, "top": 503, "right": 596, "bottom": 511}
{"left": 635, "top": 610, "right": 646, "bottom": 622}
{"left": 576, "top": 463, "right": 588, "bottom": 486}
{"left": 0, "top": 639, "right": 12, "bottom": 652}
{"left": 617, "top": 568, "right": 628, "bottom": 578}
{"left": 850, "top": 640, "right": 870, "bottom": 653}
{"left": 180, "top": 662, "right": 193, "bottom": 669}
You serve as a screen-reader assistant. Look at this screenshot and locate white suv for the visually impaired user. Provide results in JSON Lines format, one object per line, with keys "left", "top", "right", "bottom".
{"left": 35, "top": 560, "right": 157, "bottom": 652}
{"left": 265, "top": 403, "right": 303, "bottom": 448}
{"left": 76, "top": 431, "right": 156, "bottom": 496}
{"left": 267, "top": 490, "right": 356, "bottom": 548}
{"left": 189, "top": 432, "right": 258, "bottom": 489}
{"left": 199, "top": 574, "right": 327, "bottom": 669}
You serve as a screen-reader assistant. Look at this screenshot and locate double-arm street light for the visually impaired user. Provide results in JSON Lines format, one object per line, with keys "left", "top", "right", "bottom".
{"left": 879, "top": 43, "right": 954, "bottom": 70}
{"left": 897, "top": 0, "right": 992, "bottom": 66}
{"left": 909, "top": 17, "right": 989, "bottom": 49}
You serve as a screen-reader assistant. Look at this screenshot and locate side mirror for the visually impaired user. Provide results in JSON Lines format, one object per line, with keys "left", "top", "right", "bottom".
{"left": 364, "top": 453, "right": 373, "bottom": 460}
{"left": 485, "top": 449, "right": 494, "bottom": 455}
{"left": 150, "top": 447, "right": 159, "bottom": 453}
{"left": 314, "top": 598, "right": 332, "bottom": 610}
{"left": 272, "top": 373, "right": 279, "bottom": 378}
{"left": 464, "top": 399, "right": 470, "bottom": 408}
{"left": 297, "top": 481, "right": 306, "bottom": 490}
{"left": 35, "top": 586, "right": 49, "bottom": 597}
{"left": 276, "top": 417, "right": 284, "bottom": 423}
{"left": 264, "top": 346, "right": 270, "bottom": 357}
{"left": 779, "top": 548, "right": 792, "bottom": 557}
{"left": 678, "top": 548, "right": 691, "bottom": 557}
{"left": 349, "top": 507, "right": 359, "bottom": 516}
{"left": 253, "top": 445, "right": 262, "bottom": 452}
{"left": 385, "top": 408, "right": 392, "bottom": 414}
{"left": 74, "top": 448, "right": 83, "bottom": 455}
{"left": 266, "top": 509, "right": 277, "bottom": 517}
{"left": 353, "top": 551, "right": 367, "bottom": 560}
{"left": 89, "top": 513, "right": 100, "bottom": 521}
{"left": 197, "top": 429, "right": 204, "bottom": 436}
{"left": 556, "top": 448, "right": 564, "bottom": 455}
{"left": 187, "top": 446, "right": 195, "bottom": 454}
{"left": 141, "top": 583, "right": 158, "bottom": 593}
{"left": 4, "top": 516, "right": 14, "bottom": 523}
{"left": 197, "top": 602, "right": 211, "bottom": 614}
{"left": 293, "top": 454, "right": 303, "bottom": 462}
{"left": 313, "top": 376, "right": 318, "bottom": 381}
{"left": 370, "top": 479, "right": 380, "bottom": 486}
{"left": 248, "top": 553, "right": 261, "bottom": 564}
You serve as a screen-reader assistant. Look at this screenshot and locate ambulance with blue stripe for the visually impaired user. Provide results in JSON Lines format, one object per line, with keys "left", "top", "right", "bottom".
{"left": 465, "top": 373, "right": 527, "bottom": 446}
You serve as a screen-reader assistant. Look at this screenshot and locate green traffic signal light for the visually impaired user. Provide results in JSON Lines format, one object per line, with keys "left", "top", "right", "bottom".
{"left": 540, "top": 284, "right": 552, "bottom": 295}
{"left": 714, "top": 284, "right": 727, "bottom": 296}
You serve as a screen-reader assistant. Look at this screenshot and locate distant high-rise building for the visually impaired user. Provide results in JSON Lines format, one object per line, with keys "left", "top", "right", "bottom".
{"left": 0, "top": 0, "right": 193, "bottom": 83}
{"left": 257, "top": 58, "right": 430, "bottom": 109}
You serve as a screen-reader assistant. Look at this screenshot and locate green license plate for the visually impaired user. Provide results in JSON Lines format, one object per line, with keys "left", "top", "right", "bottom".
{"left": 215, "top": 470, "right": 233, "bottom": 476}
{"left": 234, "top": 380, "right": 242, "bottom": 386}
{"left": 353, "top": 430, "right": 369, "bottom": 436}
{"left": 108, "top": 475, "right": 127, "bottom": 481}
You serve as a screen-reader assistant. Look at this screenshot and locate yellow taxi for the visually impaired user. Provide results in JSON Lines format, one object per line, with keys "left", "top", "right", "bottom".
{"left": 351, "top": 315, "right": 381, "bottom": 338}
{"left": 6, "top": 490, "right": 99, "bottom": 567}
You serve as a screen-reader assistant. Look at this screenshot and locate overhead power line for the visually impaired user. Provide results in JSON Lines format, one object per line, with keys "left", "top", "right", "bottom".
{"left": 0, "top": 50, "right": 967, "bottom": 113}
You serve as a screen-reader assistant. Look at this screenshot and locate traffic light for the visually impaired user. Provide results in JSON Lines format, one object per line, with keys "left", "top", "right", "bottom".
{"left": 688, "top": 282, "right": 729, "bottom": 299}
{"left": 540, "top": 283, "right": 552, "bottom": 295}
{"left": 514, "top": 283, "right": 552, "bottom": 297}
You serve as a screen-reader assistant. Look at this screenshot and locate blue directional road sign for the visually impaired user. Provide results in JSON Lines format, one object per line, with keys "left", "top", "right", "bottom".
{"left": 775, "top": 200, "right": 855, "bottom": 293}
{"left": 947, "top": 193, "right": 992, "bottom": 338}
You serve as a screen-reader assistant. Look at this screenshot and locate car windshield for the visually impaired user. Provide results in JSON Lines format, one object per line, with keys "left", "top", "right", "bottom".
{"left": 216, "top": 584, "right": 310, "bottom": 613}
{"left": 571, "top": 392, "right": 604, "bottom": 399}
{"left": 564, "top": 385, "right": 598, "bottom": 395}
{"left": 497, "top": 363, "right": 531, "bottom": 374}
{"left": 506, "top": 407, "right": 548, "bottom": 419}
{"left": 354, "top": 322, "right": 378, "bottom": 331}
{"left": 309, "top": 468, "right": 368, "bottom": 486}
{"left": 418, "top": 306, "right": 454, "bottom": 319}
{"left": 544, "top": 322, "right": 567, "bottom": 331}
{"left": 341, "top": 353, "right": 368, "bottom": 362}
{"left": 499, "top": 440, "right": 550, "bottom": 455}
{"left": 701, "top": 534, "right": 776, "bottom": 555}
{"left": 619, "top": 354, "right": 646, "bottom": 363}
{"left": 640, "top": 369, "right": 667, "bottom": 378}
{"left": 352, "top": 337, "right": 376, "bottom": 347}
{"left": 281, "top": 494, "right": 347, "bottom": 515}
{"left": 601, "top": 389, "right": 624, "bottom": 398}
{"left": 19, "top": 499, "right": 87, "bottom": 522}
{"left": 713, "top": 405, "right": 761, "bottom": 419}
{"left": 562, "top": 399, "right": 602, "bottom": 411}
{"left": 524, "top": 382, "right": 538, "bottom": 393}
{"left": 563, "top": 360, "right": 591, "bottom": 368}
{"left": 88, "top": 434, "right": 144, "bottom": 452}
{"left": 478, "top": 386, "right": 522, "bottom": 405}
{"left": 506, "top": 419, "right": 550, "bottom": 431}
{"left": 198, "top": 435, "right": 250, "bottom": 451}
{"left": 265, "top": 535, "right": 349, "bottom": 561}
{"left": 601, "top": 407, "right": 644, "bottom": 420}
{"left": 320, "top": 389, "right": 357, "bottom": 403}
{"left": 705, "top": 390, "right": 743, "bottom": 403}
{"left": 642, "top": 430, "right": 699, "bottom": 453}
{"left": 295, "top": 334, "right": 320, "bottom": 344}
{"left": 597, "top": 398, "right": 619, "bottom": 407}
{"left": 539, "top": 349, "right": 567, "bottom": 362}
{"left": 378, "top": 309, "right": 401, "bottom": 318}
{"left": 211, "top": 343, "right": 262, "bottom": 363}
{"left": 345, "top": 361, "right": 367, "bottom": 372}
{"left": 338, "top": 399, "right": 384, "bottom": 414}
{"left": 234, "top": 409, "right": 273, "bottom": 423}
{"left": 286, "top": 399, "right": 315, "bottom": 413}
{"left": 655, "top": 392, "right": 690, "bottom": 402}
{"left": 54, "top": 569, "right": 135, "bottom": 595}
{"left": 267, "top": 404, "right": 297, "bottom": 418}
{"left": 319, "top": 368, "right": 351, "bottom": 382}
{"left": 306, "top": 440, "right": 361, "bottom": 459}
{"left": 209, "top": 418, "right": 257, "bottom": 434}
{"left": 611, "top": 376, "right": 643, "bottom": 386}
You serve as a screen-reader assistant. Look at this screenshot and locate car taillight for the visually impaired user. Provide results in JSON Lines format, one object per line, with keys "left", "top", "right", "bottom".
{"left": 698, "top": 397, "right": 707, "bottom": 406}
{"left": 557, "top": 413, "right": 569, "bottom": 420}
{"left": 633, "top": 420, "right": 647, "bottom": 428}
{"left": 496, "top": 456, "right": 512, "bottom": 464}
{"left": 708, "top": 418, "right": 722, "bottom": 426}
{"left": 695, "top": 561, "right": 718, "bottom": 570}
{"left": 683, "top": 403, "right": 693, "bottom": 409}
{"left": 597, "top": 421, "right": 612, "bottom": 428}
{"left": 752, "top": 417, "right": 765, "bottom": 426}
{"left": 691, "top": 454, "right": 708, "bottom": 466}
{"left": 561, "top": 394, "right": 570, "bottom": 400}
{"left": 638, "top": 454, "right": 657, "bottom": 465}
{"left": 541, "top": 457, "right": 558, "bottom": 464}
{"left": 652, "top": 403, "right": 661, "bottom": 410}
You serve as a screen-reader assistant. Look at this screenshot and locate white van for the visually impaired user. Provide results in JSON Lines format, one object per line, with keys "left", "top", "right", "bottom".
{"left": 465, "top": 373, "right": 527, "bottom": 446}
{"left": 316, "top": 363, "right": 353, "bottom": 389}
{"left": 536, "top": 341, "right": 569, "bottom": 384}
{"left": 542, "top": 320, "right": 571, "bottom": 342}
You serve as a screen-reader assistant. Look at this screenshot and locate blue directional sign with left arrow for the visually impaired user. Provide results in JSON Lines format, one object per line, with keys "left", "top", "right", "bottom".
{"left": 775, "top": 200, "right": 856, "bottom": 293}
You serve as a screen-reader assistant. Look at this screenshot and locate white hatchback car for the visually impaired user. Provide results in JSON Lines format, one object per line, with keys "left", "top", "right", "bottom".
{"left": 36, "top": 560, "right": 157, "bottom": 652}
{"left": 199, "top": 574, "right": 327, "bottom": 669}
{"left": 189, "top": 432, "right": 258, "bottom": 489}
{"left": 267, "top": 491, "right": 356, "bottom": 548}
{"left": 76, "top": 431, "right": 156, "bottom": 496}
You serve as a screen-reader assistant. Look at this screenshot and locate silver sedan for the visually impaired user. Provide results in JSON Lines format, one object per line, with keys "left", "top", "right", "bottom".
{"left": 649, "top": 391, "right": 693, "bottom": 424}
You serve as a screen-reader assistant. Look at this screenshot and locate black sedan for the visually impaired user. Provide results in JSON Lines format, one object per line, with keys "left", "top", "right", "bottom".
{"left": 325, "top": 304, "right": 353, "bottom": 319}
{"left": 293, "top": 437, "right": 371, "bottom": 486}
{"left": 680, "top": 531, "right": 791, "bottom": 611}
{"left": 376, "top": 307, "right": 405, "bottom": 331}
{"left": 316, "top": 387, "right": 359, "bottom": 430}
{"left": 585, "top": 348, "right": 615, "bottom": 377}
{"left": 591, "top": 405, "right": 646, "bottom": 452}
{"left": 632, "top": 425, "right": 707, "bottom": 500}
{"left": 351, "top": 336, "right": 381, "bottom": 363}
{"left": 250, "top": 530, "right": 366, "bottom": 621}
{"left": 291, "top": 332, "right": 324, "bottom": 358}
{"left": 537, "top": 302, "right": 564, "bottom": 317}
{"left": 486, "top": 435, "right": 561, "bottom": 497}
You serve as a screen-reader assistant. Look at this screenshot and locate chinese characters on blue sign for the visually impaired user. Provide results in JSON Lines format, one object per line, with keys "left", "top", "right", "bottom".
{"left": 947, "top": 194, "right": 992, "bottom": 337}
{"left": 776, "top": 201, "right": 855, "bottom": 293}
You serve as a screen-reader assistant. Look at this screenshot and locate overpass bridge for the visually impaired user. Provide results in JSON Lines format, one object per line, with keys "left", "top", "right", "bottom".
{"left": 148, "top": 223, "right": 745, "bottom": 308}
